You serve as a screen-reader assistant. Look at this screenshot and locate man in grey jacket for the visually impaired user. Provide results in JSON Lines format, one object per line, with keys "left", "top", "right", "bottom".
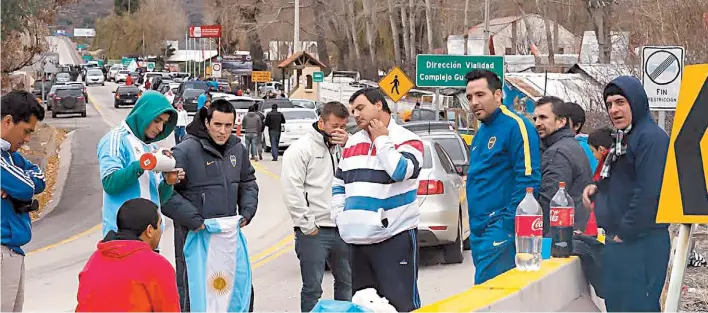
{"left": 533, "top": 96, "right": 592, "bottom": 235}
{"left": 281, "top": 102, "right": 351, "bottom": 312}
{"left": 162, "top": 99, "right": 259, "bottom": 312}
{"left": 242, "top": 105, "right": 264, "bottom": 161}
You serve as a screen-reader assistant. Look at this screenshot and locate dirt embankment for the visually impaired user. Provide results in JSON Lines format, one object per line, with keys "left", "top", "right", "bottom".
{"left": 17, "top": 123, "right": 68, "bottom": 220}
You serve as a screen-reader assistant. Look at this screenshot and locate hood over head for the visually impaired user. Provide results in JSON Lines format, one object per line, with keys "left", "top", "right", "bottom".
{"left": 97, "top": 230, "right": 152, "bottom": 259}
{"left": 125, "top": 90, "right": 177, "bottom": 143}
{"left": 603, "top": 76, "right": 650, "bottom": 126}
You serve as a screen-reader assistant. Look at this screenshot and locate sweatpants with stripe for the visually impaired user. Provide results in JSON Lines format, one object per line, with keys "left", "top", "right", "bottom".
{"left": 469, "top": 218, "right": 516, "bottom": 285}
{"left": 350, "top": 229, "right": 420, "bottom": 312}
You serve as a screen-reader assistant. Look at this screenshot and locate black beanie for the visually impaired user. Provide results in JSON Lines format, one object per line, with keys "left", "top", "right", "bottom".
{"left": 603, "top": 83, "right": 626, "bottom": 102}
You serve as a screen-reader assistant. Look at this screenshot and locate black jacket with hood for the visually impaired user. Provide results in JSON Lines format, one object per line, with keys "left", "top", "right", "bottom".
{"left": 162, "top": 107, "right": 259, "bottom": 230}
{"left": 539, "top": 126, "right": 593, "bottom": 234}
{"left": 593, "top": 76, "right": 669, "bottom": 241}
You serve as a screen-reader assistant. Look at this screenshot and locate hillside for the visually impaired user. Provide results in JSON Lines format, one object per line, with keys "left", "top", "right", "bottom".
{"left": 55, "top": 0, "right": 205, "bottom": 29}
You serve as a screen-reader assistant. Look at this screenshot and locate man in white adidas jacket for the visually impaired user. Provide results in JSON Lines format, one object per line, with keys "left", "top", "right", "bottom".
{"left": 281, "top": 102, "right": 352, "bottom": 312}
{"left": 332, "top": 88, "right": 424, "bottom": 312}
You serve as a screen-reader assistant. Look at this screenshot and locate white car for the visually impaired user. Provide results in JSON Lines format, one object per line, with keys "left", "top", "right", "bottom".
{"left": 115, "top": 70, "right": 130, "bottom": 83}
{"left": 263, "top": 108, "right": 318, "bottom": 150}
{"left": 85, "top": 69, "right": 105, "bottom": 86}
{"left": 108, "top": 65, "right": 125, "bottom": 81}
{"left": 290, "top": 98, "right": 316, "bottom": 109}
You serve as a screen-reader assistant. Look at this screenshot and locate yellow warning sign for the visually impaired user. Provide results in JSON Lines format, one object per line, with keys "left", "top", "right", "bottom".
{"left": 657, "top": 64, "right": 708, "bottom": 224}
{"left": 252, "top": 71, "right": 272, "bottom": 83}
{"left": 378, "top": 66, "right": 414, "bottom": 103}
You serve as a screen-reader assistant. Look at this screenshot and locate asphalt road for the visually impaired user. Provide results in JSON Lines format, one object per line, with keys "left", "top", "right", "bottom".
{"left": 23, "top": 36, "right": 484, "bottom": 312}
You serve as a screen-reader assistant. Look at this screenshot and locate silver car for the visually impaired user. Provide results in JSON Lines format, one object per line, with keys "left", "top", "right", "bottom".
{"left": 417, "top": 139, "right": 470, "bottom": 264}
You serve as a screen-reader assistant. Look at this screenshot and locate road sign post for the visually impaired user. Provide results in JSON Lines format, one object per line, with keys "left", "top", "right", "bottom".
{"left": 416, "top": 54, "right": 504, "bottom": 88}
{"left": 252, "top": 71, "right": 271, "bottom": 83}
{"left": 378, "top": 66, "right": 414, "bottom": 123}
{"left": 313, "top": 71, "right": 324, "bottom": 101}
{"left": 657, "top": 64, "right": 708, "bottom": 311}
{"left": 212, "top": 63, "right": 222, "bottom": 78}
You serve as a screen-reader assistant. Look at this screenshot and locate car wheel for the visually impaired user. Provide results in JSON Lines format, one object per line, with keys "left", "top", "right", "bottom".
{"left": 442, "top": 213, "right": 465, "bottom": 264}
{"left": 52, "top": 112, "right": 57, "bottom": 118}
{"left": 101, "top": 83, "right": 105, "bottom": 86}
{"left": 81, "top": 112, "right": 87, "bottom": 117}
{"left": 114, "top": 103, "right": 119, "bottom": 108}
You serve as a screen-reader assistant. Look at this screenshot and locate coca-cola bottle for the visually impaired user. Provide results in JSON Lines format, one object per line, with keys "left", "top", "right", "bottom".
{"left": 550, "top": 182, "right": 574, "bottom": 258}
{"left": 515, "top": 187, "right": 543, "bottom": 271}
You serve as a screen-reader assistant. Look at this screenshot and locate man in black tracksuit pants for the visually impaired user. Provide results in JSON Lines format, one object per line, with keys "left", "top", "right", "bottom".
{"left": 583, "top": 76, "right": 670, "bottom": 312}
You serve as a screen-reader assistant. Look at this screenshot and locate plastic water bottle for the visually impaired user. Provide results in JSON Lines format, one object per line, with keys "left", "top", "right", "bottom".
{"left": 515, "top": 187, "right": 543, "bottom": 271}
{"left": 550, "top": 182, "right": 574, "bottom": 258}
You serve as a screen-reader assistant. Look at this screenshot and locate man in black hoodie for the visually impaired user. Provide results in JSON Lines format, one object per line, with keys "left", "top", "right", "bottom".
{"left": 582, "top": 76, "right": 670, "bottom": 312}
{"left": 163, "top": 99, "right": 258, "bottom": 312}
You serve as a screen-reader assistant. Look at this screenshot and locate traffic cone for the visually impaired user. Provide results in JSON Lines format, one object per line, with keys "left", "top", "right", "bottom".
{"left": 236, "top": 116, "right": 242, "bottom": 137}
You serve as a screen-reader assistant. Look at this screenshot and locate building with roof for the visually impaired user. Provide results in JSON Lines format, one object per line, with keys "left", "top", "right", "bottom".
{"left": 465, "top": 14, "right": 580, "bottom": 56}
{"left": 277, "top": 51, "right": 327, "bottom": 100}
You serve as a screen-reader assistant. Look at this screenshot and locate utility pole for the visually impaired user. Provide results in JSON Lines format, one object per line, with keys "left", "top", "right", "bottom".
{"left": 128, "top": 0, "right": 131, "bottom": 13}
{"left": 483, "top": 0, "right": 490, "bottom": 55}
{"left": 294, "top": 0, "right": 300, "bottom": 55}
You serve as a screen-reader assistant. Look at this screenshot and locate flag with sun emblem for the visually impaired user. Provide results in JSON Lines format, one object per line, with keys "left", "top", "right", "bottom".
{"left": 184, "top": 215, "right": 252, "bottom": 312}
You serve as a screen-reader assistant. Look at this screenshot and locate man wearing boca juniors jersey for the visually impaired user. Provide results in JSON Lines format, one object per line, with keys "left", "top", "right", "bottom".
{"left": 465, "top": 70, "right": 541, "bottom": 284}
{"left": 532, "top": 96, "right": 592, "bottom": 235}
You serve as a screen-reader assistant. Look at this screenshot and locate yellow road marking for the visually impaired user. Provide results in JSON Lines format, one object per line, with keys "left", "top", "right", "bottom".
{"left": 27, "top": 224, "right": 101, "bottom": 256}
{"left": 88, "top": 93, "right": 117, "bottom": 128}
{"left": 252, "top": 242, "right": 294, "bottom": 269}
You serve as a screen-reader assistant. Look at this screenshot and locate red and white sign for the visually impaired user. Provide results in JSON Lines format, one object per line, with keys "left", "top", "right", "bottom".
{"left": 188, "top": 25, "right": 222, "bottom": 38}
{"left": 516, "top": 215, "right": 543, "bottom": 237}
{"left": 550, "top": 207, "right": 574, "bottom": 227}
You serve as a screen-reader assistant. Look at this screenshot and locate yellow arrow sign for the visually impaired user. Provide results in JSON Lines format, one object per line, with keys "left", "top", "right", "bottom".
{"left": 657, "top": 64, "right": 708, "bottom": 223}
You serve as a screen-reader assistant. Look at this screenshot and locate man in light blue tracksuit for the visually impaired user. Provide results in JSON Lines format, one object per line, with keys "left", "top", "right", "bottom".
{"left": 465, "top": 70, "right": 541, "bottom": 285}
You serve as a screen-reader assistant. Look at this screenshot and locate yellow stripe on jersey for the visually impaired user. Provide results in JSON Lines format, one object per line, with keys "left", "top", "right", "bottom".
{"left": 499, "top": 105, "right": 532, "bottom": 176}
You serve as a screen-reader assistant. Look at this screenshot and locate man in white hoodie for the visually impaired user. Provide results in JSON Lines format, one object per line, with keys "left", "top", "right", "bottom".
{"left": 281, "top": 102, "right": 351, "bottom": 312}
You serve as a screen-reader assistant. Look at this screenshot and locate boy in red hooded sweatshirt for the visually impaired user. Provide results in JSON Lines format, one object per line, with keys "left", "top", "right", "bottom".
{"left": 76, "top": 198, "right": 180, "bottom": 312}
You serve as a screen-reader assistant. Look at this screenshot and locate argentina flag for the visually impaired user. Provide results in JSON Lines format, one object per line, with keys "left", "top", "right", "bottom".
{"left": 185, "top": 216, "right": 252, "bottom": 312}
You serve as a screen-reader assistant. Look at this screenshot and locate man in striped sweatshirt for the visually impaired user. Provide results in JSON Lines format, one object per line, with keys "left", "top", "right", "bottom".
{"left": 332, "top": 88, "right": 424, "bottom": 312}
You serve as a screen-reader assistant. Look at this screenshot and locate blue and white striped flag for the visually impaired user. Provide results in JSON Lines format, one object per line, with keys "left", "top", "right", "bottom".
{"left": 185, "top": 216, "right": 252, "bottom": 312}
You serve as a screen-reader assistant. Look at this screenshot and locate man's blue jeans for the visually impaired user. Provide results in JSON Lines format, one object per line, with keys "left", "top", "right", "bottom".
{"left": 295, "top": 227, "right": 352, "bottom": 312}
{"left": 269, "top": 131, "right": 281, "bottom": 160}
{"left": 244, "top": 133, "right": 259, "bottom": 159}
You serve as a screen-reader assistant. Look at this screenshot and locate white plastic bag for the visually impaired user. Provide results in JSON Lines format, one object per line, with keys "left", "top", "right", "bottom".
{"left": 352, "top": 288, "right": 398, "bottom": 313}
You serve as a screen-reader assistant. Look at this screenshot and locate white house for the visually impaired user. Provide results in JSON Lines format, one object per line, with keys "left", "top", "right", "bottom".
{"left": 461, "top": 14, "right": 580, "bottom": 56}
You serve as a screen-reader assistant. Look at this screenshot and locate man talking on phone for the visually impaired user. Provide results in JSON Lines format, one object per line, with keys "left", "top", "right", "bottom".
{"left": 281, "top": 102, "right": 351, "bottom": 312}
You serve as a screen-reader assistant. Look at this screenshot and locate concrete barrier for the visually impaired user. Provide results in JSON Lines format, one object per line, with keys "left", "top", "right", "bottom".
{"left": 417, "top": 257, "right": 605, "bottom": 312}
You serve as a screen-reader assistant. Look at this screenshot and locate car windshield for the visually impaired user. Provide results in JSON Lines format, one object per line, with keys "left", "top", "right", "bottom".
{"left": 88, "top": 70, "right": 102, "bottom": 76}
{"left": 183, "top": 89, "right": 204, "bottom": 98}
{"left": 422, "top": 145, "right": 433, "bottom": 168}
{"left": 230, "top": 100, "right": 255, "bottom": 110}
{"left": 430, "top": 137, "right": 466, "bottom": 163}
{"left": 118, "top": 87, "right": 139, "bottom": 93}
{"left": 119, "top": 70, "right": 130, "bottom": 74}
{"left": 291, "top": 100, "right": 315, "bottom": 109}
{"left": 57, "top": 73, "right": 70, "bottom": 79}
{"left": 264, "top": 99, "right": 294, "bottom": 109}
{"left": 56, "top": 89, "right": 83, "bottom": 97}
{"left": 184, "top": 81, "right": 209, "bottom": 91}
{"left": 282, "top": 110, "right": 317, "bottom": 120}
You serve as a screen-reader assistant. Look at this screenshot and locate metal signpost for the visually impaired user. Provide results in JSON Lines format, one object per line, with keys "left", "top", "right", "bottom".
{"left": 656, "top": 65, "right": 708, "bottom": 312}
{"left": 313, "top": 71, "right": 324, "bottom": 102}
{"left": 416, "top": 54, "right": 504, "bottom": 120}
{"left": 641, "top": 46, "right": 685, "bottom": 131}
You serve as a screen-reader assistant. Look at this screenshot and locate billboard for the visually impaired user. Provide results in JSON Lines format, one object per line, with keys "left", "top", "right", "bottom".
{"left": 73, "top": 28, "right": 96, "bottom": 37}
{"left": 221, "top": 54, "right": 252, "bottom": 75}
{"left": 188, "top": 25, "right": 222, "bottom": 38}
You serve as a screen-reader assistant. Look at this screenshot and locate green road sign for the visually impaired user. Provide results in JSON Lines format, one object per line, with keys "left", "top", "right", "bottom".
{"left": 77, "top": 43, "right": 89, "bottom": 50}
{"left": 121, "top": 57, "right": 135, "bottom": 67}
{"left": 415, "top": 54, "right": 504, "bottom": 88}
{"left": 147, "top": 62, "right": 156, "bottom": 71}
{"left": 313, "top": 71, "right": 324, "bottom": 82}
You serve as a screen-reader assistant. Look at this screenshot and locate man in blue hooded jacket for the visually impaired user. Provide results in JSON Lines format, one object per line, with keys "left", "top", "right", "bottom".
{"left": 465, "top": 70, "right": 541, "bottom": 284}
{"left": 583, "top": 76, "right": 670, "bottom": 312}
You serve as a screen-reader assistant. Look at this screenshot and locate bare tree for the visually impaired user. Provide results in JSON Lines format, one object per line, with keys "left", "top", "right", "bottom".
{"left": 387, "top": 0, "right": 402, "bottom": 65}
{"left": 408, "top": 0, "right": 417, "bottom": 61}
{"left": 400, "top": 4, "right": 411, "bottom": 62}
{"left": 425, "top": 0, "right": 434, "bottom": 53}
{"left": 538, "top": 0, "right": 555, "bottom": 66}
{"left": 363, "top": 0, "right": 377, "bottom": 64}
{"left": 463, "top": 0, "right": 471, "bottom": 55}
{"left": 312, "top": 0, "right": 331, "bottom": 71}
{"left": 345, "top": 0, "right": 363, "bottom": 64}
{"left": 586, "top": 0, "right": 613, "bottom": 63}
